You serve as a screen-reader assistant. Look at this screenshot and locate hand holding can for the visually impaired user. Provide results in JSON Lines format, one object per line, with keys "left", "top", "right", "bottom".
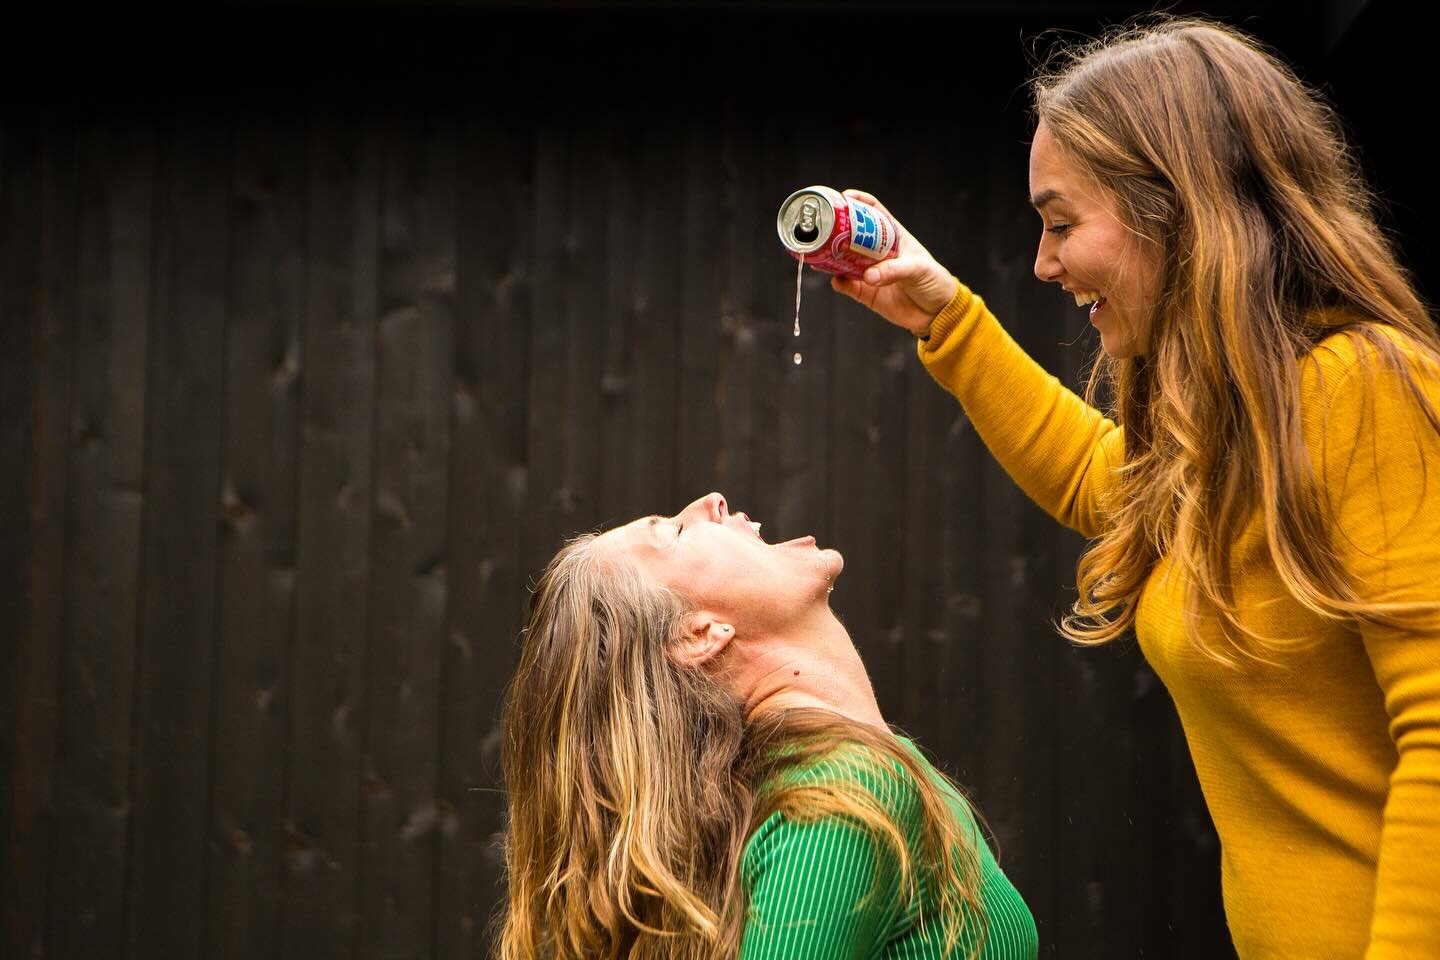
{"left": 822, "top": 190, "right": 959, "bottom": 338}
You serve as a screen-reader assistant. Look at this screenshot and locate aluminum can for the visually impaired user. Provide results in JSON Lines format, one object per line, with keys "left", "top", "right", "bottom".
{"left": 776, "top": 185, "right": 899, "bottom": 277}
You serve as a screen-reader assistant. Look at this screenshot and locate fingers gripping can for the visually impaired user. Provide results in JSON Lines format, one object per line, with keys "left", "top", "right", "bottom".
{"left": 776, "top": 186, "right": 899, "bottom": 277}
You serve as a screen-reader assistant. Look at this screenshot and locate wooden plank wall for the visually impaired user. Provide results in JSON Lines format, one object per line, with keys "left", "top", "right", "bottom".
{"left": 12, "top": 6, "right": 1405, "bottom": 957}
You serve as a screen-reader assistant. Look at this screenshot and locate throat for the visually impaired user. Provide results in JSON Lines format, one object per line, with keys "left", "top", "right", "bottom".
{"left": 740, "top": 637, "right": 887, "bottom": 731}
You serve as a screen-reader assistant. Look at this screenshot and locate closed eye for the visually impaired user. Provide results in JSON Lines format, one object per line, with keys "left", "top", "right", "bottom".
{"left": 1046, "top": 223, "right": 1070, "bottom": 236}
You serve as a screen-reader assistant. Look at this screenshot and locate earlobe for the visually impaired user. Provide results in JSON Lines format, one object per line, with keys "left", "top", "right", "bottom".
{"left": 670, "top": 616, "right": 734, "bottom": 669}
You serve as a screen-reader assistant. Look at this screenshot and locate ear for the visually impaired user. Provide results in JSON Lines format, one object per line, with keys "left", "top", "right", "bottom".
{"left": 669, "top": 613, "right": 735, "bottom": 669}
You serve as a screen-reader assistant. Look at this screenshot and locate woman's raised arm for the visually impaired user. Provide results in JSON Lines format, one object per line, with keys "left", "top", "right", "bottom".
{"left": 832, "top": 192, "right": 1122, "bottom": 539}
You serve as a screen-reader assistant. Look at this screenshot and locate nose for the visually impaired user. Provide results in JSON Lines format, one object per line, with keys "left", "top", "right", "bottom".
{"left": 1034, "top": 233, "right": 1063, "bottom": 284}
{"left": 676, "top": 492, "right": 728, "bottom": 525}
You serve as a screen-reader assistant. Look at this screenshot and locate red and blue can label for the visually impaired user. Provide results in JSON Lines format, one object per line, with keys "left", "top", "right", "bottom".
{"left": 776, "top": 186, "right": 899, "bottom": 276}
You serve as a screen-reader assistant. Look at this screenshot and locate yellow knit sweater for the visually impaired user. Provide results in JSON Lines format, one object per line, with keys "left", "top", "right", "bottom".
{"left": 917, "top": 281, "right": 1440, "bottom": 959}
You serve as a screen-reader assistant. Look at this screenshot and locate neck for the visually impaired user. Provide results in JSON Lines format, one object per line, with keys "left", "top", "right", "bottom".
{"left": 728, "top": 608, "right": 887, "bottom": 731}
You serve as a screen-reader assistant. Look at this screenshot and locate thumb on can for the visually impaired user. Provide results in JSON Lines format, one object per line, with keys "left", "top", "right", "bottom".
{"left": 843, "top": 188, "right": 884, "bottom": 211}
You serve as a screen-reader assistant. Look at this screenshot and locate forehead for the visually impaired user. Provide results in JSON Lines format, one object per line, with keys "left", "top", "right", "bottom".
{"left": 1028, "top": 123, "right": 1086, "bottom": 204}
{"left": 593, "top": 516, "right": 681, "bottom": 591}
{"left": 596, "top": 515, "right": 664, "bottom": 558}
{"left": 1031, "top": 139, "right": 1119, "bottom": 220}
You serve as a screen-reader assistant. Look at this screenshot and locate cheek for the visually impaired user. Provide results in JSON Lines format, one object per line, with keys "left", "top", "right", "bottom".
{"left": 1061, "top": 242, "right": 1106, "bottom": 287}
{"left": 1118, "top": 232, "right": 1162, "bottom": 298}
{"left": 687, "top": 552, "right": 756, "bottom": 605}
{"left": 651, "top": 554, "right": 708, "bottom": 599}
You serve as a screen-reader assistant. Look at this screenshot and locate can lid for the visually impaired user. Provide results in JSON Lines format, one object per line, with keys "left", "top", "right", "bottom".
{"left": 777, "top": 187, "right": 836, "bottom": 254}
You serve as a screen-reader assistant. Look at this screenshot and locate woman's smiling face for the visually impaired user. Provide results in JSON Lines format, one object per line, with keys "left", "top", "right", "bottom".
{"left": 597, "top": 492, "right": 842, "bottom": 634}
{"left": 1029, "top": 120, "right": 1162, "bottom": 359}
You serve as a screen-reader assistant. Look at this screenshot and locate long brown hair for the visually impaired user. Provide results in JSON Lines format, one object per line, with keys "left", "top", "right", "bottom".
{"left": 1032, "top": 17, "right": 1440, "bottom": 661}
{"left": 497, "top": 533, "right": 988, "bottom": 959}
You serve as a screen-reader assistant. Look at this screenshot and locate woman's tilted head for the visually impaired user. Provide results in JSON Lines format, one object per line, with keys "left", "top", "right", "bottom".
{"left": 499, "top": 497, "right": 987, "bottom": 959}
{"left": 1027, "top": 17, "right": 1440, "bottom": 660}
{"left": 595, "top": 491, "right": 843, "bottom": 663}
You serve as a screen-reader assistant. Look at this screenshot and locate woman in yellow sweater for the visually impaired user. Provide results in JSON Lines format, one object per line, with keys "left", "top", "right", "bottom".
{"left": 832, "top": 18, "right": 1440, "bottom": 960}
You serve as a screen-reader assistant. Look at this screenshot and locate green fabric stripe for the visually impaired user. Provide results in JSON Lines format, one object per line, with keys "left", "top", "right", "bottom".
{"left": 739, "top": 740, "right": 1038, "bottom": 959}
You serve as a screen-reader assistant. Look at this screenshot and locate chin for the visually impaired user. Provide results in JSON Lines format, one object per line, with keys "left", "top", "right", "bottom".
{"left": 819, "top": 548, "right": 844, "bottom": 586}
{"left": 1099, "top": 330, "right": 1140, "bottom": 360}
{"left": 1096, "top": 309, "right": 1152, "bottom": 360}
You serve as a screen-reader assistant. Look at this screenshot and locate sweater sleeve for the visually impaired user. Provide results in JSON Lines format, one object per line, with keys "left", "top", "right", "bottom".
{"left": 917, "top": 281, "right": 1124, "bottom": 539}
{"left": 1308, "top": 334, "right": 1440, "bottom": 959}
{"left": 738, "top": 810, "right": 898, "bottom": 960}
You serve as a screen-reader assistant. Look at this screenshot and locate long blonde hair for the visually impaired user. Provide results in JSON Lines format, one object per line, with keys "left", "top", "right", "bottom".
{"left": 498, "top": 533, "right": 988, "bottom": 959}
{"left": 1033, "top": 18, "right": 1440, "bottom": 661}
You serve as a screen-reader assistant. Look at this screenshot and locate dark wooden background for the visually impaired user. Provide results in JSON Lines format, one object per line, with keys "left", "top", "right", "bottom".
{"left": 3, "top": 2, "right": 1431, "bottom": 957}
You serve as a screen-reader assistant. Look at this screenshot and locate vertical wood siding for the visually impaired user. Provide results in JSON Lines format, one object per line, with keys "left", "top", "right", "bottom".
{"left": 11, "top": 7, "right": 1398, "bottom": 955}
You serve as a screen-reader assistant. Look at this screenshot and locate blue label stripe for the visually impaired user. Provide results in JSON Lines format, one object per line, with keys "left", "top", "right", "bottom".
{"left": 850, "top": 201, "right": 881, "bottom": 253}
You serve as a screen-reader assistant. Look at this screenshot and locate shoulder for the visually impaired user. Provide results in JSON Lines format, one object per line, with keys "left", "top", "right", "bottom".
{"left": 762, "top": 740, "right": 927, "bottom": 825}
{"left": 1301, "top": 321, "right": 1440, "bottom": 399}
{"left": 1299, "top": 322, "right": 1440, "bottom": 442}
{"left": 1297, "top": 322, "right": 1440, "bottom": 516}
{"left": 742, "top": 739, "right": 976, "bottom": 865}
{"left": 744, "top": 742, "right": 920, "bottom": 855}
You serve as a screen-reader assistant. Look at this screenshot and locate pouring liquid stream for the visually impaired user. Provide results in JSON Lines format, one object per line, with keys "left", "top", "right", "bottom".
{"left": 793, "top": 258, "right": 804, "bottom": 365}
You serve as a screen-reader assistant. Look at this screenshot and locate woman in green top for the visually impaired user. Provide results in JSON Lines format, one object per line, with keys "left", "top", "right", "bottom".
{"left": 499, "top": 491, "right": 1038, "bottom": 959}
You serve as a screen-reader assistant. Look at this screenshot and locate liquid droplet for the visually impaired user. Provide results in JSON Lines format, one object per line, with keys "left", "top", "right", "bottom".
{"left": 793, "top": 352, "right": 803, "bottom": 365}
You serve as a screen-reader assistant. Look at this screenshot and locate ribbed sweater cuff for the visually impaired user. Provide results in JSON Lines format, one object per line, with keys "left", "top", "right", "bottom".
{"left": 918, "top": 278, "right": 976, "bottom": 354}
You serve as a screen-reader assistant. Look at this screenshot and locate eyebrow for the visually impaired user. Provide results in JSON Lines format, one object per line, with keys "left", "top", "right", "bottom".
{"left": 1030, "top": 189, "right": 1066, "bottom": 209}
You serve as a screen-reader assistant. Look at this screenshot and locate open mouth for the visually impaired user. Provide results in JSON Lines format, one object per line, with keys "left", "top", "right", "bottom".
{"left": 1072, "top": 289, "right": 1108, "bottom": 320}
{"left": 1073, "top": 290, "right": 1106, "bottom": 314}
{"left": 737, "top": 513, "right": 816, "bottom": 549}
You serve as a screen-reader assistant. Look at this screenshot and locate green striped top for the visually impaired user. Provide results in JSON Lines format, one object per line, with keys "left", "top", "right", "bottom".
{"left": 739, "top": 738, "right": 1038, "bottom": 959}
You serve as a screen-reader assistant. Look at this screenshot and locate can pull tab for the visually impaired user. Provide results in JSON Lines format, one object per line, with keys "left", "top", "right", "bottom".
{"left": 793, "top": 198, "right": 820, "bottom": 243}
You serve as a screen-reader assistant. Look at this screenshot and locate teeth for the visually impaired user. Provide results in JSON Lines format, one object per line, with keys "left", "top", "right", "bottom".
{"left": 748, "top": 521, "right": 762, "bottom": 534}
{"left": 1072, "top": 291, "right": 1103, "bottom": 307}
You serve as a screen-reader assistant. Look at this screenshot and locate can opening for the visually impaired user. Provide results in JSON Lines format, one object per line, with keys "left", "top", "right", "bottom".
{"left": 777, "top": 187, "right": 836, "bottom": 255}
